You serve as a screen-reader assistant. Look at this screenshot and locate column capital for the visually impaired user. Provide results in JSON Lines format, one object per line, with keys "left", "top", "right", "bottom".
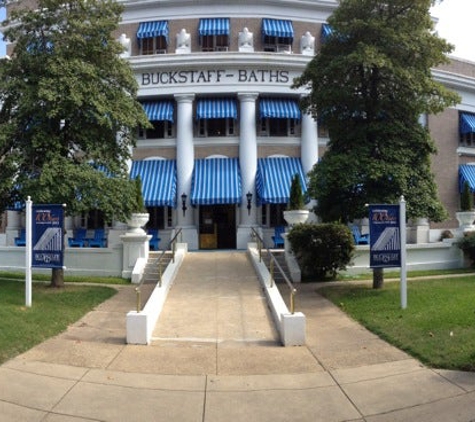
{"left": 237, "top": 92, "right": 259, "bottom": 102}
{"left": 174, "top": 93, "right": 195, "bottom": 103}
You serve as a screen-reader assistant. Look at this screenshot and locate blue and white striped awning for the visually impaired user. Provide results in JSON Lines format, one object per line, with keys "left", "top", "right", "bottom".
{"left": 191, "top": 158, "right": 242, "bottom": 205}
{"left": 196, "top": 98, "right": 237, "bottom": 120}
{"left": 459, "top": 165, "right": 475, "bottom": 193}
{"left": 460, "top": 113, "right": 475, "bottom": 135}
{"left": 262, "top": 19, "right": 294, "bottom": 39}
{"left": 137, "top": 21, "right": 169, "bottom": 41}
{"left": 198, "top": 18, "right": 230, "bottom": 36}
{"left": 256, "top": 157, "right": 307, "bottom": 205}
{"left": 130, "top": 159, "right": 177, "bottom": 207}
{"left": 259, "top": 98, "right": 301, "bottom": 120}
{"left": 321, "top": 23, "right": 333, "bottom": 43}
{"left": 141, "top": 101, "right": 174, "bottom": 122}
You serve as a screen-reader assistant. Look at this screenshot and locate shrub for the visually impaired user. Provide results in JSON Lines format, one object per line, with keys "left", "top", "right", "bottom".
{"left": 457, "top": 232, "right": 475, "bottom": 266}
{"left": 287, "top": 222, "right": 355, "bottom": 280}
{"left": 460, "top": 181, "right": 473, "bottom": 211}
{"left": 288, "top": 174, "right": 305, "bottom": 210}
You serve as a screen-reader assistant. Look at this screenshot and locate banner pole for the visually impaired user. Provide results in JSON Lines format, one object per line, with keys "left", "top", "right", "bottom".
{"left": 25, "top": 196, "right": 32, "bottom": 307}
{"left": 400, "top": 195, "right": 407, "bottom": 309}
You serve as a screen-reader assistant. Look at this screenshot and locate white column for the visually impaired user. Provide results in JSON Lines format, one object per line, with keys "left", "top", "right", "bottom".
{"left": 175, "top": 93, "right": 198, "bottom": 249}
{"left": 237, "top": 93, "right": 258, "bottom": 249}
{"left": 175, "top": 94, "right": 195, "bottom": 227}
{"left": 300, "top": 112, "right": 319, "bottom": 175}
{"left": 238, "top": 93, "right": 258, "bottom": 225}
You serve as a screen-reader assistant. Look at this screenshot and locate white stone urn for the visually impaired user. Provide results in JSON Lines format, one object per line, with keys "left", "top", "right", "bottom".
{"left": 283, "top": 210, "right": 310, "bottom": 226}
{"left": 126, "top": 212, "right": 149, "bottom": 234}
{"left": 456, "top": 211, "right": 475, "bottom": 232}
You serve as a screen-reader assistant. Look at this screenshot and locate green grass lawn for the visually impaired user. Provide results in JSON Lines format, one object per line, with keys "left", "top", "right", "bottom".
{"left": 0, "top": 280, "right": 117, "bottom": 365}
{"left": 0, "top": 271, "right": 129, "bottom": 284}
{"left": 319, "top": 276, "right": 475, "bottom": 371}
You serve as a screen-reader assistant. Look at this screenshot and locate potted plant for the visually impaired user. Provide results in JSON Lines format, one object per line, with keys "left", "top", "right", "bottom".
{"left": 283, "top": 174, "right": 309, "bottom": 226}
{"left": 456, "top": 181, "right": 475, "bottom": 232}
{"left": 127, "top": 176, "right": 149, "bottom": 234}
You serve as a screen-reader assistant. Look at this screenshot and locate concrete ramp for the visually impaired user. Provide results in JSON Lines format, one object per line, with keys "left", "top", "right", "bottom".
{"left": 152, "top": 251, "right": 279, "bottom": 346}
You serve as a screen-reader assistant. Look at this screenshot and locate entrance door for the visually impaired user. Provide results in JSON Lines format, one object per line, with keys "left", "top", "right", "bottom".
{"left": 199, "top": 205, "right": 236, "bottom": 249}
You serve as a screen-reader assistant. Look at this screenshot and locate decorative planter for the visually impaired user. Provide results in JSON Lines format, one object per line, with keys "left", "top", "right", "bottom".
{"left": 456, "top": 211, "right": 475, "bottom": 232}
{"left": 126, "top": 213, "right": 149, "bottom": 234}
{"left": 283, "top": 210, "right": 309, "bottom": 226}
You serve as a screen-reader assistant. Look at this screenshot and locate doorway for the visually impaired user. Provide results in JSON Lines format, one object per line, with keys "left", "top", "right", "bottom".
{"left": 199, "top": 205, "right": 236, "bottom": 249}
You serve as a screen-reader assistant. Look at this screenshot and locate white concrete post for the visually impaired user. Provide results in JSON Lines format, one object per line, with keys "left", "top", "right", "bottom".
{"left": 238, "top": 93, "right": 258, "bottom": 225}
{"left": 237, "top": 93, "right": 258, "bottom": 249}
{"left": 300, "top": 112, "right": 319, "bottom": 176}
{"left": 175, "top": 93, "right": 195, "bottom": 227}
{"left": 25, "top": 197, "right": 32, "bottom": 307}
{"left": 175, "top": 94, "right": 198, "bottom": 249}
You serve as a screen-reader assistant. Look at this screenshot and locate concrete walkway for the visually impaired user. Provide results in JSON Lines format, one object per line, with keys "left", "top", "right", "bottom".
{"left": 1, "top": 251, "right": 475, "bottom": 421}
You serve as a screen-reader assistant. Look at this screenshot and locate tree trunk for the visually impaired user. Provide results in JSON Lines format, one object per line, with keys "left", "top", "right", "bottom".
{"left": 50, "top": 267, "right": 65, "bottom": 288}
{"left": 372, "top": 267, "right": 384, "bottom": 289}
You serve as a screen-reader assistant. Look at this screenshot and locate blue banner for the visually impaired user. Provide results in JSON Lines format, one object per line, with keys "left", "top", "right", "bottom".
{"left": 369, "top": 205, "right": 401, "bottom": 268}
{"left": 32, "top": 205, "right": 64, "bottom": 268}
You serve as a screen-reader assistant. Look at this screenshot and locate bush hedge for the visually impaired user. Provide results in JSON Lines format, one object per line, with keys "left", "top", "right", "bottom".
{"left": 457, "top": 232, "right": 475, "bottom": 266}
{"left": 287, "top": 222, "right": 355, "bottom": 280}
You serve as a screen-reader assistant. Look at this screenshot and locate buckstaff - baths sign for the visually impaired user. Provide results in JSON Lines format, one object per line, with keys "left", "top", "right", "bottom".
{"left": 140, "top": 69, "right": 291, "bottom": 86}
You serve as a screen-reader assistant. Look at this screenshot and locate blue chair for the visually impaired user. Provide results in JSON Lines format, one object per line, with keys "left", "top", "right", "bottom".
{"left": 14, "top": 228, "right": 26, "bottom": 247}
{"left": 68, "top": 228, "right": 87, "bottom": 247}
{"left": 351, "top": 226, "right": 369, "bottom": 245}
{"left": 148, "top": 229, "right": 161, "bottom": 251}
{"left": 88, "top": 229, "right": 107, "bottom": 248}
{"left": 272, "top": 226, "right": 285, "bottom": 248}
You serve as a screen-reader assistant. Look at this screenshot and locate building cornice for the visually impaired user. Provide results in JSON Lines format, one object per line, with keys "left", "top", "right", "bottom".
{"left": 432, "top": 68, "right": 475, "bottom": 94}
{"left": 128, "top": 51, "right": 312, "bottom": 71}
{"left": 119, "top": 0, "right": 336, "bottom": 22}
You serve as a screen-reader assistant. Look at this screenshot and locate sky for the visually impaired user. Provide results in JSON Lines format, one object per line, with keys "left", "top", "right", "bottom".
{"left": 431, "top": 0, "right": 475, "bottom": 62}
{"left": 0, "top": 2, "right": 472, "bottom": 61}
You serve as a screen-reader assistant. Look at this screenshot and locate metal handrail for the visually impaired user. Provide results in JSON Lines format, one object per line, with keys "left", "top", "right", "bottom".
{"left": 251, "top": 227, "right": 297, "bottom": 314}
{"left": 135, "top": 228, "right": 183, "bottom": 312}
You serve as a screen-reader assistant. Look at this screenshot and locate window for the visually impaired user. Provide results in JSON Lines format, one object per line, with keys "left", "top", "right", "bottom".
{"left": 198, "top": 118, "right": 235, "bottom": 137}
{"left": 461, "top": 132, "right": 475, "bottom": 147}
{"left": 139, "top": 121, "right": 174, "bottom": 139}
{"left": 137, "top": 21, "right": 169, "bottom": 55}
{"left": 260, "top": 118, "right": 300, "bottom": 136}
{"left": 261, "top": 204, "right": 287, "bottom": 227}
{"left": 201, "top": 34, "right": 229, "bottom": 52}
{"left": 261, "top": 19, "right": 294, "bottom": 53}
{"left": 460, "top": 112, "right": 475, "bottom": 147}
{"left": 196, "top": 98, "right": 237, "bottom": 136}
{"left": 141, "top": 36, "right": 167, "bottom": 55}
{"left": 199, "top": 18, "right": 230, "bottom": 52}
{"left": 263, "top": 35, "right": 292, "bottom": 52}
{"left": 146, "top": 206, "right": 168, "bottom": 230}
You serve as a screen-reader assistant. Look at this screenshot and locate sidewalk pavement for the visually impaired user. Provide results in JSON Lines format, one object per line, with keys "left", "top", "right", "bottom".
{"left": 1, "top": 251, "right": 475, "bottom": 421}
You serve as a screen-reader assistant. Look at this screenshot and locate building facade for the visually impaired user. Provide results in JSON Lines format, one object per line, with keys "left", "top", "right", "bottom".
{"left": 4, "top": 0, "right": 475, "bottom": 250}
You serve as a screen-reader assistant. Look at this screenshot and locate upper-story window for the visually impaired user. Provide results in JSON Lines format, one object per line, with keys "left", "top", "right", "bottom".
{"left": 259, "top": 98, "right": 301, "bottom": 136}
{"left": 460, "top": 112, "right": 475, "bottom": 147}
{"left": 262, "top": 19, "right": 294, "bottom": 53}
{"left": 139, "top": 101, "right": 175, "bottom": 139}
{"left": 137, "top": 21, "right": 169, "bottom": 55}
{"left": 199, "top": 18, "right": 230, "bottom": 52}
{"left": 196, "top": 98, "right": 237, "bottom": 137}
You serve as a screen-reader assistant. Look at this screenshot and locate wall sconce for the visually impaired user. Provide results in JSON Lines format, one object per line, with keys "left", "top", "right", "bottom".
{"left": 181, "top": 193, "right": 187, "bottom": 217}
{"left": 246, "top": 191, "right": 253, "bottom": 215}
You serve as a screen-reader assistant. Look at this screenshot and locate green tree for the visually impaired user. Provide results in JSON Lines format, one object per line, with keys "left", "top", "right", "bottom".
{"left": 0, "top": 0, "right": 151, "bottom": 286}
{"left": 288, "top": 174, "right": 305, "bottom": 210}
{"left": 294, "top": 0, "right": 459, "bottom": 225}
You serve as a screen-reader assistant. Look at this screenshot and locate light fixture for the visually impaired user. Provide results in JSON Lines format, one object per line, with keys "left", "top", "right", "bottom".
{"left": 246, "top": 191, "right": 253, "bottom": 215}
{"left": 181, "top": 193, "right": 187, "bottom": 217}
